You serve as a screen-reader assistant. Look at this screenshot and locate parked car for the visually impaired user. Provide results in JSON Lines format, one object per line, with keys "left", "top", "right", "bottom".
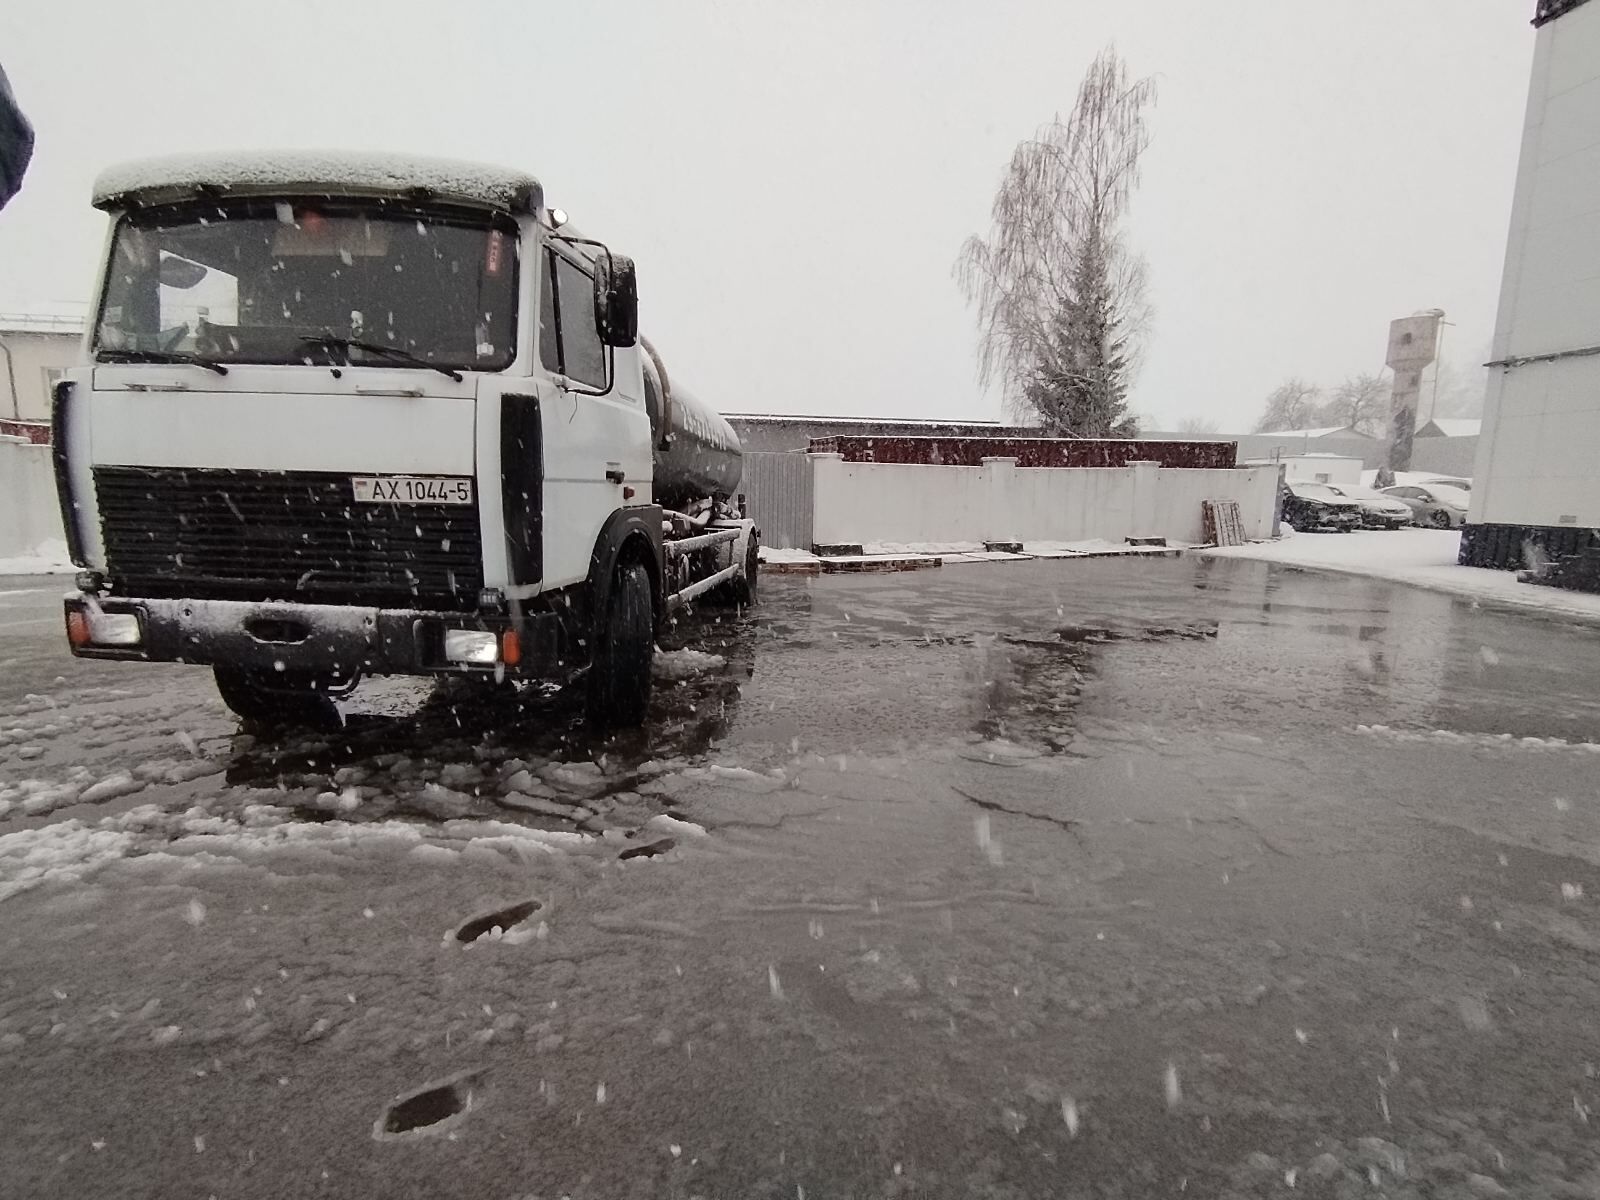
{"left": 1323, "top": 484, "right": 1413, "bottom": 529}
{"left": 1282, "top": 481, "right": 1363, "bottom": 532}
{"left": 1380, "top": 483, "right": 1470, "bottom": 529}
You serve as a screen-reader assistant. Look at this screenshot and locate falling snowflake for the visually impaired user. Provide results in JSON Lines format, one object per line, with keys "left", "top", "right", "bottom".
{"left": 1062, "top": 1096, "right": 1080, "bottom": 1136}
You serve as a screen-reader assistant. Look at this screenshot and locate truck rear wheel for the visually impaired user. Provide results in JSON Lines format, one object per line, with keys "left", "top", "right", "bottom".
{"left": 708, "top": 532, "right": 759, "bottom": 607}
{"left": 213, "top": 665, "right": 338, "bottom": 727}
{"left": 587, "top": 562, "right": 654, "bottom": 728}
{"left": 731, "top": 532, "right": 759, "bottom": 606}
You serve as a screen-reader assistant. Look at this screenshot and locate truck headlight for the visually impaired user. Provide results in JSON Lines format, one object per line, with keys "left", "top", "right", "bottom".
{"left": 444, "top": 629, "right": 500, "bottom": 664}
{"left": 89, "top": 610, "right": 142, "bottom": 646}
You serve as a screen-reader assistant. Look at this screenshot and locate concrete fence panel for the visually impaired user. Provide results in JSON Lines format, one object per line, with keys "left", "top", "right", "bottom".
{"left": 812, "top": 455, "right": 987, "bottom": 546}
{"left": 0, "top": 437, "right": 65, "bottom": 560}
{"left": 1151, "top": 465, "right": 1279, "bottom": 542}
{"left": 1006, "top": 465, "right": 1135, "bottom": 543}
{"left": 807, "top": 454, "right": 1279, "bottom": 548}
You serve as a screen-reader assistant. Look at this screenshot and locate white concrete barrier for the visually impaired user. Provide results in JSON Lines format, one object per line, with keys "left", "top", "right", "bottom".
{"left": 0, "top": 436, "right": 66, "bottom": 561}
{"left": 810, "top": 455, "right": 1277, "bottom": 548}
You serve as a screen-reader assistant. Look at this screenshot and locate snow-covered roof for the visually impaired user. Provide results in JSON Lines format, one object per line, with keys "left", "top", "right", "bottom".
{"left": 1417, "top": 418, "right": 1481, "bottom": 438}
{"left": 0, "top": 301, "right": 87, "bottom": 335}
{"left": 723, "top": 412, "right": 1006, "bottom": 427}
{"left": 1265, "top": 425, "right": 1375, "bottom": 440}
{"left": 93, "top": 151, "right": 543, "bottom": 214}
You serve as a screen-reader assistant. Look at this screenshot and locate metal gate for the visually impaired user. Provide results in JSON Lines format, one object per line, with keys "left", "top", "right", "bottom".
{"left": 739, "top": 451, "right": 813, "bottom": 549}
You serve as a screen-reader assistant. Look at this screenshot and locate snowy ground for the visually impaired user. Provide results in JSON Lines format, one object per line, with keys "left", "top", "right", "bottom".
{"left": 759, "top": 539, "right": 1193, "bottom": 569}
{"left": 8, "top": 561, "right": 1600, "bottom": 1195}
{"left": 1200, "top": 528, "right": 1600, "bottom": 624}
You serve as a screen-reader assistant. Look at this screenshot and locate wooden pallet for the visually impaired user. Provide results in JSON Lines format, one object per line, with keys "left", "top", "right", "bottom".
{"left": 1202, "top": 500, "right": 1246, "bottom": 547}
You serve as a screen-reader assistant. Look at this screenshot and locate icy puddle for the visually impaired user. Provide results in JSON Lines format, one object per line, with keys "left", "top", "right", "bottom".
{"left": 11, "top": 561, "right": 1600, "bottom": 1195}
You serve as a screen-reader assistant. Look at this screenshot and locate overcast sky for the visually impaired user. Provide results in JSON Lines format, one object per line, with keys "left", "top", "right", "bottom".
{"left": 0, "top": 0, "right": 1533, "bottom": 431}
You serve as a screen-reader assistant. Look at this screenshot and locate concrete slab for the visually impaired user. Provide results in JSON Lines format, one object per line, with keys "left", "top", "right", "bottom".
{"left": 818, "top": 555, "right": 943, "bottom": 574}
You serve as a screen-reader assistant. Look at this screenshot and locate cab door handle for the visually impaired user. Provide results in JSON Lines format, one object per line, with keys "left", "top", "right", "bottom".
{"left": 605, "top": 466, "right": 626, "bottom": 484}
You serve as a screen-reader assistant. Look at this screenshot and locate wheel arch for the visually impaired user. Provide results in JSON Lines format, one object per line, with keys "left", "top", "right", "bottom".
{"left": 588, "top": 506, "right": 665, "bottom": 624}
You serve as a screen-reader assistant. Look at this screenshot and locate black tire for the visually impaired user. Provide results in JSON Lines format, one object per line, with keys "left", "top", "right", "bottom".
{"left": 1430, "top": 509, "right": 1453, "bottom": 530}
{"left": 213, "top": 665, "right": 338, "bottom": 727}
{"left": 729, "top": 533, "right": 759, "bottom": 606}
{"left": 586, "top": 561, "right": 654, "bottom": 728}
{"left": 702, "top": 532, "right": 760, "bottom": 608}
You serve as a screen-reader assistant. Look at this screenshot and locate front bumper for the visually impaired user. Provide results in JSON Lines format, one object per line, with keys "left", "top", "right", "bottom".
{"left": 63, "top": 594, "right": 564, "bottom": 678}
{"left": 1298, "top": 508, "right": 1360, "bottom": 530}
{"left": 1359, "top": 510, "right": 1411, "bottom": 528}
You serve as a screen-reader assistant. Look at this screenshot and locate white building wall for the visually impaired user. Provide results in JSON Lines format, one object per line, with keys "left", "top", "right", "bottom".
{"left": 1474, "top": 1, "right": 1600, "bottom": 528}
{"left": 1, "top": 332, "right": 81, "bottom": 421}
{"left": 0, "top": 437, "right": 65, "bottom": 560}
{"left": 810, "top": 455, "right": 1278, "bottom": 548}
{"left": 1260, "top": 455, "right": 1363, "bottom": 486}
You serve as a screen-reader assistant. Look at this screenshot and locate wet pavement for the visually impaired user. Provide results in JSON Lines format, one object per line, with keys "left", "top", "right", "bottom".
{"left": 6, "top": 557, "right": 1600, "bottom": 1197}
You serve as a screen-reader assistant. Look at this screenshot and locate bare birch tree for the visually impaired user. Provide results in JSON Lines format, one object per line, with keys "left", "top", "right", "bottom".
{"left": 956, "top": 48, "right": 1156, "bottom": 437}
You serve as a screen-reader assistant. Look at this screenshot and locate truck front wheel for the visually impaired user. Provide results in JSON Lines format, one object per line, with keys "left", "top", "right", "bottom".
{"left": 213, "top": 665, "right": 338, "bottom": 727}
{"left": 586, "top": 562, "right": 654, "bottom": 728}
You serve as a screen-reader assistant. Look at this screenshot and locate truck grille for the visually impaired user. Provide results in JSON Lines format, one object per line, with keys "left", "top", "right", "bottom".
{"left": 94, "top": 466, "right": 483, "bottom": 609}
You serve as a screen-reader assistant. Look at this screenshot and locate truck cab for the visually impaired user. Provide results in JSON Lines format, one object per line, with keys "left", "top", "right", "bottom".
{"left": 55, "top": 151, "right": 755, "bottom": 726}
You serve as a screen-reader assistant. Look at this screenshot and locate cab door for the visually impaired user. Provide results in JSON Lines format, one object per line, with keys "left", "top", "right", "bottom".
{"left": 534, "top": 245, "right": 651, "bottom": 591}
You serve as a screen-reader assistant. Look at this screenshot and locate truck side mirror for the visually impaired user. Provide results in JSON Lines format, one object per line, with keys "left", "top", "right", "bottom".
{"left": 593, "top": 253, "right": 638, "bottom": 349}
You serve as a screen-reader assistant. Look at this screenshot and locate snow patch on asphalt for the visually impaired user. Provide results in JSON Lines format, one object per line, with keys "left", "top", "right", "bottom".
{"left": 653, "top": 648, "right": 726, "bottom": 680}
{"left": 0, "top": 803, "right": 598, "bottom": 904}
{"left": 1357, "top": 724, "right": 1600, "bottom": 753}
{"left": 758, "top": 547, "right": 822, "bottom": 564}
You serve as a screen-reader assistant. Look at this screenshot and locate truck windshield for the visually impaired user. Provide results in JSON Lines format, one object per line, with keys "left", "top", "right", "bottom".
{"left": 93, "top": 199, "right": 516, "bottom": 372}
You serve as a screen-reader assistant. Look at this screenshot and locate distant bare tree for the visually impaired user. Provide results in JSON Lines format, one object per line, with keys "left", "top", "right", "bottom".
{"left": 956, "top": 47, "right": 1157, "bottom": 438}
{"left": 1253, "top": 378, "right": 1322, "bottom": 433}
{"left": 1325, "top": 372, "right": 1389, "bottom": 435}
{"left": 1175, "top": 415, "right": 1222, "bottom": 435}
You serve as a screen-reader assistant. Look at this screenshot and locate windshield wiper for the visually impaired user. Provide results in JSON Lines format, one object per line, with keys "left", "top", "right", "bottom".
{"left": 298, "top": 335, "right": 463, "bottom": 382}
{"left": 96, "top": 348, "right": 228, "bottom": 375}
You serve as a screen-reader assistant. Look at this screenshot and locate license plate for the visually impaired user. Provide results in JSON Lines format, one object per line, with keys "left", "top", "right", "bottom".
{"left": 351, "top": 476, "right": 474, "bottom": 505}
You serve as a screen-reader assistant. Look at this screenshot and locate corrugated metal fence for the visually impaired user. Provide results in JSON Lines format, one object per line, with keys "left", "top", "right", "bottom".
{"left": 740, "top": 452, "right": 813, "bottom": 549}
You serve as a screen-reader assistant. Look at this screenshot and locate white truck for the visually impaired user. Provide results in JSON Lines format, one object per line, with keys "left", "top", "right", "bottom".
{"left": 52, "top": 151, "right": 757, "bottom": 726}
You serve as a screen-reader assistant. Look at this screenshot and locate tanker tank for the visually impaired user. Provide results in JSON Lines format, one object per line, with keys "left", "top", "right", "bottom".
{"left": 640, "top": 338, "right": 743, "bottom": 510}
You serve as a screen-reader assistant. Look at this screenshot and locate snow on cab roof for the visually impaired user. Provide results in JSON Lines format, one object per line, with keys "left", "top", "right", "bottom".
{"left": 92, "top": 150, "right": 543, "bottom": 214}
